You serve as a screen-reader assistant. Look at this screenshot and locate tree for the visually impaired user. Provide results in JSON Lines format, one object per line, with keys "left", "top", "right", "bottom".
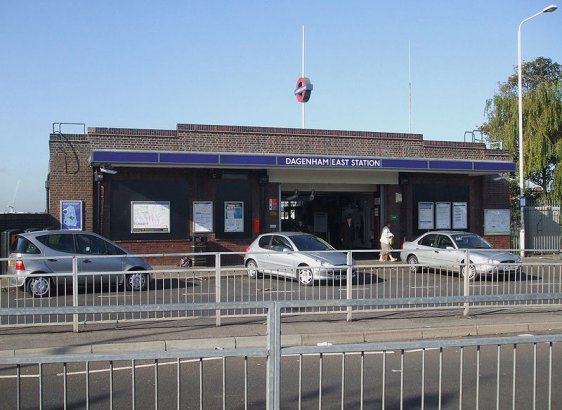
{"left": 481, "top": 57, "right": 562, "bottom": 200}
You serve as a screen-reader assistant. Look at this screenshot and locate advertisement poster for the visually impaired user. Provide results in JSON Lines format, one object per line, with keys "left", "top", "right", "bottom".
{"left": 452, "top": 202, "right": 468, "bottom": 230}
{"left": 435, "top": 202, "right": 451, "bottom": 230}
{"left": 484, "top": 209, "right": 510, "bottom": 235}
{"left": 225, "top": 201, "right": 244, "bottom": 232}
{"left": 60, "top": 200, "right": 83, "bottom": 230}
{"left": 131, "top": 201, "right": 170, "bottom": 233}
{"left": 269, "top": 198, "right": 279, "bottom": 211}
{"left": 193, "top": 201, "right": 213, "bottom": 233}
{"left": 418, "top": 202, "right": 434, "bottom": 230}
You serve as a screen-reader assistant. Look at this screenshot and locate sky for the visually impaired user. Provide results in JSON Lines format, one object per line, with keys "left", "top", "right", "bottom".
{"left": 1, "top": 1, "right": 561, "bottom": 212}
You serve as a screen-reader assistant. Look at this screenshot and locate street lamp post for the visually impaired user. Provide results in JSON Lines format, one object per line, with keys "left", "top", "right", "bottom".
{"left": 517, "top": 4, "right": 557, "bottom": 257}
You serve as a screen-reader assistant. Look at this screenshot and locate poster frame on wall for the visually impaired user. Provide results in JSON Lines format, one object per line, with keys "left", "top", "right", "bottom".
{"left": 60, "top": 200, "right": 84, "bottom": 231}
{"left": 131, "top": 201, "right": 171, "bottom": 233}
{"left": 418, "top": 202, "right": 434, "bottom": 230}
{"left": 435, "top": 202, "right": 451, "bottom": 230}
{"left": 452, "top": 202, "right": 468, "bottom": 230}
{"left": 193, "top": 201, "right": 214, "bottom": 233}
{"left": 224, "top": 201, "right": 244, "bottom": 233}
{"left": 484, "top": 209, "right": 511, "bottom": 235}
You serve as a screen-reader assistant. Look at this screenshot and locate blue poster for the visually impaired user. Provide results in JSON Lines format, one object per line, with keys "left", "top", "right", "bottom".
{"left": 60, "top": 200, "right": 83, "bottom": 230}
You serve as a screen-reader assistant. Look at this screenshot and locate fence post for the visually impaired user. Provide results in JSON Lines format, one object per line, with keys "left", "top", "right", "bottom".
{"left": 346, "top": 250, "right": 353, "bottom": 322}
{"left": 215, "top": 253, "right": 221, "bottom": 327}
{"left": 266, "top": 302, "right": 281, "bottom": 410}
{"left": 463, "top": 250, "right": 470, "bottom": 317}
{"left": 72, "top": 256, "right": 79, "bottom": 333}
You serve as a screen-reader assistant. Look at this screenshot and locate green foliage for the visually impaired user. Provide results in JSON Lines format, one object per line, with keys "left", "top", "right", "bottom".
{"left": 481, "top": 58, "right": 562, "bottom": 199}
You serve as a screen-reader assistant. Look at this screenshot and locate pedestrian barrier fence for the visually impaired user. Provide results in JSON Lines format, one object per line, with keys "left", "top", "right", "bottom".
{"left": 0, "top": 300, "right": 561, "bottom": 410}
{"left": 0, "top": 248, "right": 561, "bottom": 328}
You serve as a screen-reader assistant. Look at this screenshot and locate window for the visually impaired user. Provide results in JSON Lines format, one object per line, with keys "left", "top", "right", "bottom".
{"left": 37, "top": 234, "right": 76, "bottom": 253}
{"left": 437, "top": 235, "right": 454, "bottom": 249}
{"left": 258, "top": 236, "right": 272, "bottom": 250}
{"left": 271, "top": 236, "right": 292, "bottom": 252}
{"left": 76, "top": 234, "right": 110, "bottom": 255}
{"left": 13, "top": 237, "right": 40, "bottom": 254}
{"left": 419, "top": 234, "right": 437, "bottom": 248}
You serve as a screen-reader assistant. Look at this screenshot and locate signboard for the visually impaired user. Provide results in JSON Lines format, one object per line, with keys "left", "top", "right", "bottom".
{"left": 484, "top": 209, "right": 510, "bottom": 235}
{"left": 193, "top": 201, "right": 213, "bottom": 233}
{"left": 269, "top": 198, "right": 279, "bottom": 211}
{"left": 60, "top": 200, "right": 83, "bottom": 231}
{"left": 294, "top": 77, "right": 313, "bottom": 103}
{"left": 131, "top": 201, "right": 170, "bottom": 233}
{"left": 418, "top": 202, "right": 434, "bottom": 230}
{"left": 452, "top": 202, "right": 468, "bottom": 230}
{"left": 435, "top": 202, "right": 451, "bottom": 230}
{"left": 225, "top": 201, "right": 244, "bottom": 233}
{"left": 92, "top": 150, "right": 517, "bottom": 173}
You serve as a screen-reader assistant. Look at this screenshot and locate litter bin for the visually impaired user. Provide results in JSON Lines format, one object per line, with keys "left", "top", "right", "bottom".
{"left": 191, "top": 235, "right": 208, "bottom": 267}
{"left": 1, "top": 229, "right": 22, "bottom": 275}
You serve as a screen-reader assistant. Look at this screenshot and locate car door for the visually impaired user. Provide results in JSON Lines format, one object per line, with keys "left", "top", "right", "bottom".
{"left": 38, "top": 233, "right": 76, "bottom": 278}
{"left": 432, "top": 234, "right": 458, "bottom": 270}
{"left": 76, "top": 233, "right": 125, "bottom": 285}
{"left": 266, "top": 235, "right": 296, "bottom": 277}
{"left": 416, "top": 233, "right": 438, "bottom": 266}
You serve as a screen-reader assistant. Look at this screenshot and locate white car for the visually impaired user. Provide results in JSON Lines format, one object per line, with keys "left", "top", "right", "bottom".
{"left": 400, "top": 231, "right": 522, "bottom": 280}
{"left": 244, "top": 232, "right": 355, "bottom": 285}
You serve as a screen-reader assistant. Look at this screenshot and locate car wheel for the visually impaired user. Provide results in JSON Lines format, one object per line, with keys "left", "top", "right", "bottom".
{"left": 298, "top": 266, "right": 313, "bottom": 286}
{"left": 407, "top": 255, "right": 419, "bottom": 273}
{"left": 246, "top": 259, "right": 259, "bottom": 279}
{"left": 460, "top": 263, "right": 477, "bottom": 281}
{"left": 126, "top": 271, "right": 148, "bottom": 291}
{"left": 27, "top": 275, "right": 52, "bottom": 298}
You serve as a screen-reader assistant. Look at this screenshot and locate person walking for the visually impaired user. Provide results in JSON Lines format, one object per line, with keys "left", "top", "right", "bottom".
{"left": 379, "top": 221, "right": 398, "bottom": 262}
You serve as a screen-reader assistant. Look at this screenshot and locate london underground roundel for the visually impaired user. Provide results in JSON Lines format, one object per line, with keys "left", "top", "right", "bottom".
{"left": 294, "top": 77, "right": 313, "bottom": 103}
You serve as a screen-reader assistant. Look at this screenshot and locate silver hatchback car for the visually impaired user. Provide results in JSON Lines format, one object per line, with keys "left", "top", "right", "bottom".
{"left": 400, "top": 230, "right": 522, "bottom": 280}
{"left": 244, "top": 232, "right": 355, "bottom": 285}
{"left": 7, "top": 230, "right": 152, "bottom": 297}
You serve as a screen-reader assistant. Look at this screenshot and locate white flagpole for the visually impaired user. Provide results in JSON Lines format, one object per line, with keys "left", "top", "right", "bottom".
{"left": 408, "top": 40, "right": 412, "bottom": 133}
{"left": 302, "top": 25, "right": 305, "bottom": 129}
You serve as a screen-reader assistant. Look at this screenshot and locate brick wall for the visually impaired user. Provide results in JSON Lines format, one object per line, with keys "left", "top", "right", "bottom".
{"left": 85, "top": 123, "right": 511, "bottom": 162}
{"left": 48, "top": 134, "right": 94, "bottom": 230}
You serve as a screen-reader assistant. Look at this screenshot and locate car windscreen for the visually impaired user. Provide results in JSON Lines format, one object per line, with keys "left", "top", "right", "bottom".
{"left": 452, "top": 234, "right": 493, "bottom": 249}
{"left": 290, "top": 235, "right": 334, "bottom": 251}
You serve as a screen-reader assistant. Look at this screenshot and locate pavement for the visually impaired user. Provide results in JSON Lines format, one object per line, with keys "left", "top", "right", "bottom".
{"left": 1, "top": 253, "right": 561, "bottom": 358}
{"left": 1, "top": 307, "right": 562, "bottom": 357}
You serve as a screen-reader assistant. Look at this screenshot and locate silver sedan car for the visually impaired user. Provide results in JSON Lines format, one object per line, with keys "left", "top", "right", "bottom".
{"left": 7, "top": 230, "right": 152, "bottom": 297}
{"left": 244, "top": 232, "right": 355, "bottom": 285}
{"left": 400, "top": 231, "right": 522, "bottom": 280}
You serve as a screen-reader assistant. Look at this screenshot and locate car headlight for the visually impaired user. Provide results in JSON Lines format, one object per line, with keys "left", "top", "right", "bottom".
{"left": 319, "top": 260, "right": 334, "bottom": 267}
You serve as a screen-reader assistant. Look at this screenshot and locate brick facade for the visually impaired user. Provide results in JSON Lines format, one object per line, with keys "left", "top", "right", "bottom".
{"left": 48, "top": 123, "right": 513, "bottom": 254}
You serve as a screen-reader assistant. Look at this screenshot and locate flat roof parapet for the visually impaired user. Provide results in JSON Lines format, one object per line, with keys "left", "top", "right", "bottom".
{"left": 177, "top": 123, "right": 424, "bottom": 141}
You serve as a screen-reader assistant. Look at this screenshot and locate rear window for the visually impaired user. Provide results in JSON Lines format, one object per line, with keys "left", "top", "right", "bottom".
{"left": 12, "top": 237, "right": 40, "bottom": 254}
{"left": 36, "top": 234, "right": 76, "bottom": 253}
{"left": 258, "top": 236, "right": 272, "bottom": 249}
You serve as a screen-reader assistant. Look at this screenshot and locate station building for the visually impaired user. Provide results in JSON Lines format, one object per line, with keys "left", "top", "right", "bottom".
{"left": 47, "top": 123, "right": 514, "bottom": 256}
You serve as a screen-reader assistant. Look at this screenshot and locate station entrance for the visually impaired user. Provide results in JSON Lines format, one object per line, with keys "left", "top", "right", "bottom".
{"left": 280, "top": 190, "right": 379, "bottom": 249}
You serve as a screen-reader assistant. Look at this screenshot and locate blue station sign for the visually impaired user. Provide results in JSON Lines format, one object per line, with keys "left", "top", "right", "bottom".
{"left": 90, "top": 150, "right": 515, "bottom": 173}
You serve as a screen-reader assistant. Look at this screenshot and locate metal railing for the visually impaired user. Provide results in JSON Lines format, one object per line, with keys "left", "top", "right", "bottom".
{"left": 0, "top": 300, "right": 561, "bottom": 409}
{"left": 1, "top": 249, "right": 561, "bottom": 328}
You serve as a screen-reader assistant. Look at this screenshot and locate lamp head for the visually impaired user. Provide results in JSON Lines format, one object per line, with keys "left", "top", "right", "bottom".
{"left": 543, "top": 4, "right": 557, "bottom": 12}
